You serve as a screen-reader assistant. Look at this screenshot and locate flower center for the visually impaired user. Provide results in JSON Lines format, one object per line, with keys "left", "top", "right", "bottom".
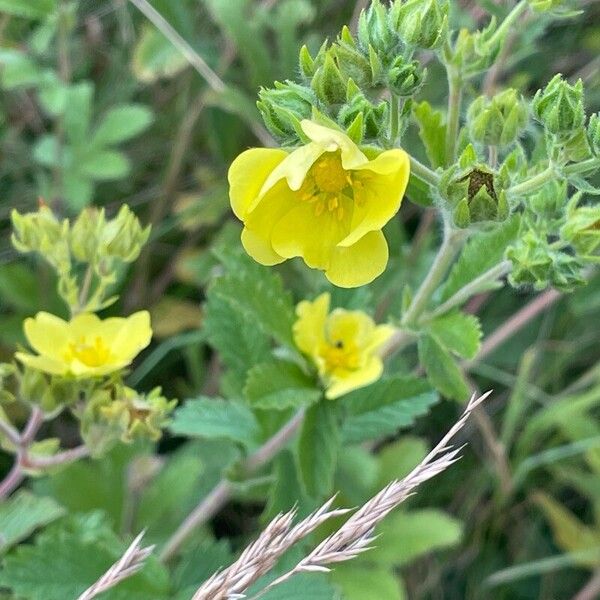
{"left": 298, "top": 152, "right": 353, "bottom": 220}
{"left": 319, "top": 338, "right": 361, "bottom": 373}
{"left": 66, "top": 336, "right": 111, "bottom": 367}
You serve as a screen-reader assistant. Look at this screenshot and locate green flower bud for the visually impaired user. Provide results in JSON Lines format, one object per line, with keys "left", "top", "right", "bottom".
{"left": 70, "top": 207, "right": 105, "bottom": 263}
{"left": 338, "top": 84, "right": 388, "bottom": 141}
{"left": 298, "top": 41, "right": 327, "bottom": 80}
{"left": 467, "top": 89, "right": 528, "bottom": 147}
{"left": 386, "top": 56, "right": 426, "bottom": 97}
{"left": 391, "top": 0, "right": 449, "bottom": 50}
{"left": 507, "top": 227, "right": 585, "bottom": 291}
{"left": 452, "top": 21, "right": 502, "bottom": 78}
{"left": 532, "top": 74, "right": 585, "bottom": 137}
{"left": 19, "top": 366, "right": 48, "bottom": 408}
{"left": 11, "top": 203, "right": 71, "bottom": 272}
{"left": 357, "top": 0, "right": 397, "bottom": 56}
{"left": 102, "top": 205, "right": 150, "bottom": 263}
{"left": 332, "top": 30, "right": 374, "bottom": 89}
{"left": 258, "top": 81, "right": 316, "bottom": 142}
{"left": 587, "top": 113, "right": 600, "bottom": 155}
{"left": 311, "top": 51, "right": 347, "bottom": 105}
{"left": 561, "top": 195, "right": 600, "bottom": 259}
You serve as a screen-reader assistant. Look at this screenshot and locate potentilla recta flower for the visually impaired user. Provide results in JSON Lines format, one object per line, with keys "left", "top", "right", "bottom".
{"left": 16, "top": 311, "right": 152, "bottom": 377}
{"left": 228, "top": 120, "right": 410, "bottom": 288}
{"left": 293, "top": 292, "right": 395, "bottom": 399}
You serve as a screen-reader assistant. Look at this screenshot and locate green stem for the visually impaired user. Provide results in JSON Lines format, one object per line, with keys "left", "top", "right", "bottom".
{"left": 409, "top": 155, "right": 440, "bottom": 188}
{"left": 508, "top": 166, "right": 556, "bottom": 196}
{"left": 445, "top": 67, "right": 463, "bottom": 165}
{"left": 402, "top": 219, "right": 467, "bottom": 327}
{"left": 488, "top": 1, "right": 528, "bottom": 49}
{"left": 389, "top": 94, "right": 401, "bottom": 147}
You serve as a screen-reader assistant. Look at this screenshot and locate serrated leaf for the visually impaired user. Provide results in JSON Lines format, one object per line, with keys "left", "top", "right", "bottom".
{"left": 297, "top": 400, "right": 340, "bottom": 498}
{"left": 0, "top": 492, "right": 65, "bottom": 553}
{"left": 244, "top": 361, "right": 321, "bottom": 410}
{"left": 169, "top": 397, "right": 261, "bottom": 449}
{"left": 342, "top": 376, "right": 439, "bottom": 444}
{"left": 413, "top": 101, "right": 446, "bottom": 169}
{"left": 427, "top": 311, "right": 482, "bottom": 359}
{"left": 418, "top": 334, "right": 470, "bottom": 402}
{"left": 0, "top": 0, "right": 55, "bottom": 19}
{"left": 367, "top": 509, "right": 463, "bottom": 566}
{"left": 441, "top": 215, "right": 520, "bottom": 301}
{"left": 132, "top": 24, "right": 188, "bottom": 82}
{"left": 209, "top": 254, "right": 296, "bottom": 348}
{"left": 93, "top": 105, "right": 153, "bottom": 146}
{"left": 0, "top": 514, "right": 171, "bottom": 600}
{"left": 80, "top": 150, "right": 130, "bottom": 180}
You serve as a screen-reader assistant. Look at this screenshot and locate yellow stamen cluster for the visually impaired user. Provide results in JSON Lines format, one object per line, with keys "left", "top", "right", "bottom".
{"left": 66, "top": 337, "right": 112, "bottom": 367}
{"left": 319, "top": 337, "right": 362, "bottom": 372}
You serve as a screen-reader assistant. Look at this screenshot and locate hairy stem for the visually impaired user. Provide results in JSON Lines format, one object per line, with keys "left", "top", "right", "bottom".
{"left": 445, "top": 68, "right": 463, "bottom": 164}
{"left": 402, "top": 220, "right": 467, "bottom": 326}
{"left": 160, "top": 410, "right": 306, "bottom": 562}
{"left": 508, "top": 166, "right": 556, "bottom": 196}
{"left": 409, "top": 156, "right": 440, "bottom": 188}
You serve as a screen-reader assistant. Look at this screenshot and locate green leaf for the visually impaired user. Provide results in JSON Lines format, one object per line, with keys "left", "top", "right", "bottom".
{"left": 244, "top": 361, "right": 321, "bottom": 410}
{"left": 0, "top": 0, "right": 56, "bottom": 19}
{"left": 376, "top": 437, "right": 429, "bottom": 489}
{"left": 209, "top": 252, "right": 296, "bottom": 348}
{"left": 0, "top": 492, "right": 65, "bottom": 553}
{"left": 441, "top": 215, "right": 520, "bottom": 301}
{"left": 427, "top": 311, "right": 482, "bottom": 359}
{"left": 405, "top": 172, "right": 434, "bottom": 207}
{"left": 131, "top": 23, "right": 188, "bottom": 83}
{"left": 297, "top": 400, "right": 340, "bottom": 498}
{"left": 0, "top": 514, "right": 170, "bottom": 600}
{"left": 33, "top": 134, "right": 60, "bottom": 167}
{"left": 63, "top": 170, "right": 94, "bottom": 210}
{"left": 418, "top": 334, "right": 470, "bottom": 402}
{"left": 331, "top": 565, "right": 406, "bottom": 600}
{"left": 368, "top": 509, "right": 462, "bottom": 566}
{"left": 0, "top": 50, "right": 42, "bottom": 88}
{"left": 80, "top": 150, "right": 130, "bottom": 180}
{"left": 64, "top": 82, "right": 93, "bottom": 144}
{"left": 172, "top": 539, "right": 233, "bottom": 593}
{"left": 413, "top": 101, "right": 446, "bottom": 169}
{"left": 569, "top": 174, "right": 600, "bottom": 195}
{"left": 342, "top": 376, "right": 439, "bottom": 444}
{"left": 0, "top": 263, "right": 46, "bottom": 313}
{"left": 93, "top": 105, "right": 154, "bottom": 146}
{"left": 169, "top": 397, "right": 261, "bottom": 449}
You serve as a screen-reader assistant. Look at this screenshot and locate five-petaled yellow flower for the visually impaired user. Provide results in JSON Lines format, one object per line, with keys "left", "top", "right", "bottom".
{"left": 16, "top": 311, "right": 152, "bottom": 377}
{"left": 293, "top": 293, "right": 395, "bottom": 399}
{"left": 229, "top": 120, "right": 410, "bottom": 288}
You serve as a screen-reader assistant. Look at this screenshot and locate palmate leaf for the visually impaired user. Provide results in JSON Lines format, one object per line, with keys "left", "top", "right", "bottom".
{"left": 427, "top": 311, "right": 482, "bottom": 359}
{"left": 341, "top": 375, "right": 439, "bottom": 444}
{"left": 244, "top": 360, "right": 321, "bottom": 410}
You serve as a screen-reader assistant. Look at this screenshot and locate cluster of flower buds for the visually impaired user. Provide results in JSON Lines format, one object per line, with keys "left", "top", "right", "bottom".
{"left": 390, "top": 0, "right": 448, "bottom": 50}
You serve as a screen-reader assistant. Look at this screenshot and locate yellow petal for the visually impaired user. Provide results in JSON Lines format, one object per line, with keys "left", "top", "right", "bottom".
{"left": 68, "top": 312, "right": 104, "bottom": 339}
{"left": 23, "top": 312, "right": 70, "bottom": 360}
{"left": 228, "top": 148, "right": 288, "bottom": 220}
{"left": 325, "top": 356, "right": 383, "bottom": 399}
{"left": 271, "top": 204, "right": 350, "bottom": 269}
{"left": 340, "top": 149, "right": 410, "bottom": 248}
{"left": 300, "top": 120, "right": 368, "bottom": 170}
{"left": 69, "top": 359, "right": 127, "bottom": 377}
{"left": 325, "top": 230, "right": 389, "bottom": 288}
{"left": 15, "top": 352, "right": 68, "bottom": 376}
{"left": 326, "top": 310, "right": 374, "bottom": 347}
{"left": 112, "top": 310, "right": 152, "bottom": 361}
{"left": 242, "top": 181, "right": 297, "bottom": 265}
{"left": 293, "top": 292, "right": 330, "bottom": 356}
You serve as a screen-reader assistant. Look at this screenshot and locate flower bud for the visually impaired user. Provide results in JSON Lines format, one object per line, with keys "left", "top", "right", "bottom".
{"left": 70, "top": 207, "right": 105, "bottom": 263}
{"left": 332, "top": 29, "right": 374, "bottom": 89}
{"left": 338, "top": 84, "right": 388, "bottom": 140}
{"left": 561, "top": 196, "right": 600, "bottom": 259}
{"left": 532, "top": 74, "right": 585, "bottom": 137}
{"left": 258, "top": 81, "right": 316, "bottom": 142}
{"left": 311, "top": 51, "right": 347, "bottom": 105}
{"left": 298, "top": 41, "right": 327, "bottom": 80}
{"left": 102, "top": 205, "right": 150, "bottom": 263}
{"left": 391, "top": 0, "right": 449, "bottom": 50}
{"left": 386, "top": 56, "right": 426, "bottom": 97}
{"left": 467, "top": 89, "right": 528, "bottom": 147}
{"left": 452, "top": 22, "right": 502, "bottom": 78}
{"left": 588, "top": 113, "right": 600, "bottom": 155}
{"left": 357, "top": 0, "right": 397, "bottom": 56}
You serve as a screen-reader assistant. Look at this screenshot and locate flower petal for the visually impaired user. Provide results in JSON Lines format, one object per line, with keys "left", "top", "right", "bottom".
{"left": 325, "top": 230, "right": 389, "bottom": 288}
{"left": 325, "top": 356, "right": 383, "bottom": 399}
{"left": 112, "top": 311, "right": 152, "bottom": 361}
{"left": 228, "top": 148, "right": 288, "bottom": 220}
{"left": 340, "top": 149, "right": 410, "bottom": 248}
{"left": 23, "top": 312, "right": 70, "bottom": 360}
{"left": 68, "top": 313, "right": 104, "bottom": 339}
{"left": 271, "top": 204, "right": 350, "bottom": 270}
{"left": 300, "top": 120, "right": 368, "bottom": 170}
{"left": 241, "top": 227, "right": 285, "bottom": 266}
{"left": 15, "top": 352, "right": 67, "bottom": 376}
{"left": 293, "top": 292, "right": 330, "bottom": 356}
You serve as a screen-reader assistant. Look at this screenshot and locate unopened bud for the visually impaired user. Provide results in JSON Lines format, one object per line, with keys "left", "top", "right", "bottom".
{"left": 532, "top": 74, "right": 585, "bottom": 136}
{"left": 391, "top": 0, "right": 448, "bottom": 50}
{"left": 102, "top": 205, "right": 150, "bottom": 263}
{"left": 358, "top": 0, "right": 397, "bottom": 56}
{"left": 311, "top": 51, "right": 347, "bottom": 105}
{"left": 387, "top": 56, "right": 425, "bottom": 97}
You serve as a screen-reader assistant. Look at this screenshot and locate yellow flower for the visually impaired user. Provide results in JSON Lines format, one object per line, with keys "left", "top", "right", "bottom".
{"left": 229, "top": 120, "right": 410, "bottom": 288}
{"left": 16, "top": 311, "right": 152, "bottom": 377}
{"left": 293, "top": 293, "right": 395, "bottom": 399}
